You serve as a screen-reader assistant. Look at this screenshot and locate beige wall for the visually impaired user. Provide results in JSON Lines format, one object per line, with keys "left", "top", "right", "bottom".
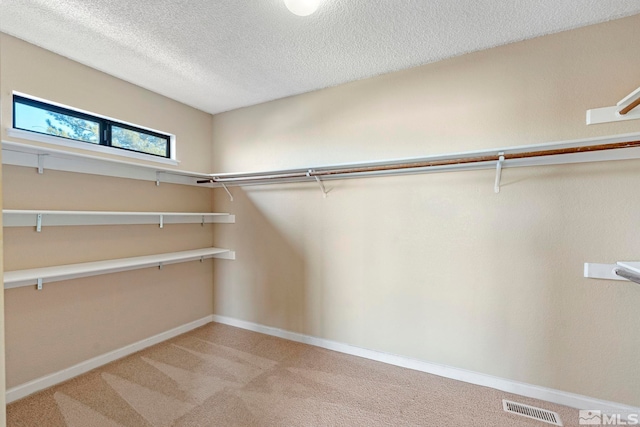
{"left": 1, "top": 34, "right": 213, "bottom": 173}
{"left": 1, "top": 34, "right": 216, "bottom": 389}
{"left": 211, "top": 15, "right": 640, "bottom": 406}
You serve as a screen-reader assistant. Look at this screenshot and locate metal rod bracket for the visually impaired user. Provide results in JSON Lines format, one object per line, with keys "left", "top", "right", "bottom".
{"left": 308, "top": 170, "right": 328, "bottom": 198}
{"left": 494, "top": 152, "right": 505, "bottom": 194}
{"left": 219, "top": 181, "right": 234, "bottom": 202}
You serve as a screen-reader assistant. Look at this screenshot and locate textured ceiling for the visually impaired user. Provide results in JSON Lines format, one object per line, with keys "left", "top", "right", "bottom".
{"left": 1, "top": 1, "right": 639, "bottom": 114}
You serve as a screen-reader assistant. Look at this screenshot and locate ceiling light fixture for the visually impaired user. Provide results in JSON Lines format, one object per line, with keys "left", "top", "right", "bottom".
{"left": 283, "top": 0, "right": 321, "bottom": 16}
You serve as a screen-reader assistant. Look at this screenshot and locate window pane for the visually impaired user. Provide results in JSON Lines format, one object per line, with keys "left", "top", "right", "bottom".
{"left": 111, "top": 125, "right": 168, "bottom": 157}
{"left": 14, "top": 101, "right": 100, "bottom": 144}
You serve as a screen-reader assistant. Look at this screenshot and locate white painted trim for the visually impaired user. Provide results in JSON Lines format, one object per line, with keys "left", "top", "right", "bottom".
{"left": 5, "top": 315, "right": 215, "bottom": 403}
{"left": 13, "top": 91, "right": 172, "bottom": 136}
{"left": 7, "top": 128, "right": 179, "bottom": 166}
{"left": 211, "top": 314, "right": 640, "bottom": 417}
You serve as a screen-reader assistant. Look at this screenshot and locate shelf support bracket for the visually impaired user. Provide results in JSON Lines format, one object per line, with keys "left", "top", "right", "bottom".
{"left": 200, "top": 256, "right": 204, "bottom": 263}
{"left": 36, "top": 213, "right": 43, "bottom": 232}
{"left": 37, "top": 278, "right": 43, "bottom": 291}
{"left": 220, "top": 182, "right": 234, "bottom": 202}
{"left": 158, "top": 262, "right": 164, "bottom": 270}
{"left": 37, "top": 154, "right": 47, "bottom": 174}
{"left": 308, "top": 170, "right": 328, "bottom": 198}
{"left": 201, "top": 215, "right": 205, "bottom": 227}
{"left": 155, "top": 172, "right": 161, "bottom": 186}
{"left": 587, "top": 86, "right": 640, "bottom": 125}
{"left": 494, "top": 152, "right": 505, "bottom": 194}
{"left": 159, "top": 214, "right": 164, "bottom": 229}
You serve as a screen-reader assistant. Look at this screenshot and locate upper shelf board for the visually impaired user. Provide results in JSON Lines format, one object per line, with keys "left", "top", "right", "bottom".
{"left": 3, "top": 210, "right": 235, "bottom": 228}
{"left": 1, "top": 139, "right": 214, "bottom": 187}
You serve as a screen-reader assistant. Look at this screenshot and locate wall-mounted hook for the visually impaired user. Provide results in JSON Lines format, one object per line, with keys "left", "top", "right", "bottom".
{"left": 494, "top": 152, "right": 505, "bottom": 194}
{"left": 308, "top": 170, "right": 328, "bottom": 198}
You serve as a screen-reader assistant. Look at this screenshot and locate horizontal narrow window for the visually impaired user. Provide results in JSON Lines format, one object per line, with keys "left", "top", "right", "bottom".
{"left": 13, "top": 95, "right": 171, "bottom": 159}
{"left": 111, "top": 124, "right": 168, "bottom": 157}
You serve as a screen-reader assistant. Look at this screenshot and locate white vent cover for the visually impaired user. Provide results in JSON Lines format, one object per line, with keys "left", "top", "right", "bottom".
{"left": 503, "top": 399, "right": 563, "bottom": 426}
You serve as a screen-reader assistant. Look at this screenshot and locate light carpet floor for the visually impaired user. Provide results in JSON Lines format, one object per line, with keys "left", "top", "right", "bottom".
{"left": 8, "top": 322, "right": 583, "bottom": 426}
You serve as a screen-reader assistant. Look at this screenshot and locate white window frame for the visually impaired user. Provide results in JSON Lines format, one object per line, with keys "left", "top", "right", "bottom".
{"left": 10, "top": 91, "right": 179, "bottom": 166}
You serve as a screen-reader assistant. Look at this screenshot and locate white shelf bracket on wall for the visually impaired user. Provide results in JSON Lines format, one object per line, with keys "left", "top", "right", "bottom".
{"left": 494, "top": 152, "right": 505, "bottom": 194}
{"left": 37, "top": 154, "right": 47, "bottom": 174}
{"left": 220, "top": 182, "right": 234, "bottom": 202}
{"left": 200, "top": 177, "right": 233, "bottom": 201}
{"left": 36, "top": 278, "right": 43, "bottom": 291}
{"left": 584, "top": 262, "right": 640, "bottom": 285}
{"left": 308, "top": 170, "right": 328, "bottom": 198}
{"left": 587, "top": 86, "right": 640, "bottom": 125}
{"left": 36, "top": 213, "right": 42, "bottom": 233}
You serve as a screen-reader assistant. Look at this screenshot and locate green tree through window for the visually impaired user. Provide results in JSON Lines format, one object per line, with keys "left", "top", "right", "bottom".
{"left": 45, "top": 112, "right": 99, "bottom": 143}
{"left": 111, "top": 125, "right": 167, "bottom": 156}
{"left": 13, "top": 95, "right": 170, "bottom": 158}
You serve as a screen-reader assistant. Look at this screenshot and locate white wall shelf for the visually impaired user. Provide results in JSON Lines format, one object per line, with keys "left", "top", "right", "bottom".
{"left": 3, "top": 210, "right": 235, "bottom": 230}
{"left": 7, "top": 131, "right": 640, "bottom": 193}
{"left": 584, "top": 262, "right": 640, "bottom": 285}
{"left": 587, "top": 86, "right": 640, "bottom": 125}
{"left": 1, "top": 140, "right": 214, "bottom": 187}
{"left": 4, "top": 247, "right": 236, "bottom": 290}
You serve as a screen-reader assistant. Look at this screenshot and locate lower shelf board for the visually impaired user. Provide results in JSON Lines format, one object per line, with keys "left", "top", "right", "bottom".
{"left": 4, "top": 247, "right": 235, "bottom": 290}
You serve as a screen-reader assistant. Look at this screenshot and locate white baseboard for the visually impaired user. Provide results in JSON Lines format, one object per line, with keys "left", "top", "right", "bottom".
{"left": 8, "top": 312, "right": 639, "bottom": 420}
{"left": 6, "top": 315, "right": 215, "bottom": 404}
{"left": 212, "top": 314, "right": 640, "bottom": 417}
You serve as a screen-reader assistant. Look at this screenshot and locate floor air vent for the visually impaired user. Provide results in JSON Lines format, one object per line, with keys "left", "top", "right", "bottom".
{"left": 502, "top": 399, "right": 563, "bottom": 426}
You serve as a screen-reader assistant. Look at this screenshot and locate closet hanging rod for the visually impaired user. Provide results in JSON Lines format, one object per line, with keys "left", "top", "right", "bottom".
{"left": 198, "top": 136, "right": 640, "bottom": 186}
{"left": 614, "top": 268, "right": 640, "bottom": 285}
{"left": 619, "top": 98, "right": 640, "bottom": 115}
